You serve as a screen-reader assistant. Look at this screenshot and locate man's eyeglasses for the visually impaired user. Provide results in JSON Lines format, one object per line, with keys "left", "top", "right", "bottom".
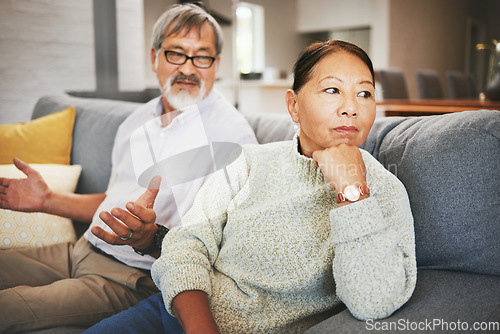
{"left": 161, "top": 49, "right": 216, "bottom": 69}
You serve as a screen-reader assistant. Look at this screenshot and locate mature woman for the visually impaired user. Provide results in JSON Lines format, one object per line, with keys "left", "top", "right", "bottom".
{"left": 86, "top": 40, "right": 416, "bottom": 334}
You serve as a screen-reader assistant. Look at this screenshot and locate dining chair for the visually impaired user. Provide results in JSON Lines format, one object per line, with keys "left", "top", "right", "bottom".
{"left": 446, "top": 71, "right": 468, "bottom": 99}
{"left": 376, "top": 68, "right": 409, "bottom": 99}
{"left": 416, "top": 70, "right": 443, "bottom": 99}
{"left": 465, "top": 72, "right": 479, "bottom": 98}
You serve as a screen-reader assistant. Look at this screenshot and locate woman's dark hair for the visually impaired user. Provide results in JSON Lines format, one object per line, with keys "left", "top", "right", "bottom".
{"left": 292, "top": 40, "right": 374, "bottom": 93}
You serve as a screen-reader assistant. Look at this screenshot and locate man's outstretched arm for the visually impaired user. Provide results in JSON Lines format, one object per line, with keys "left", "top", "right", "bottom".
{"left": 0, "top": 158, "right": 106, "bottom": 223}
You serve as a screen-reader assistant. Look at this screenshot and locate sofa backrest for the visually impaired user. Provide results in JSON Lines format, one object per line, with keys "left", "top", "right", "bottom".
{"left": 241, "top": 111, "right": 296, "bottom": 144}
{"left": 31, "top": 94, "right": 296, "bottom": 195}
{"left": 32, "top": 94, "right": 139, "bottom": 195}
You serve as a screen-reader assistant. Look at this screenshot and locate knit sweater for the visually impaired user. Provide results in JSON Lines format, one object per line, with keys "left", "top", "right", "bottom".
{"left": 151, "top": 135, "right": 417, "bottom": 333}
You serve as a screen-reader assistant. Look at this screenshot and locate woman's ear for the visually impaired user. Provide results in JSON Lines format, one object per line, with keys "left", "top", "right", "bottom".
{"left": 285, "top": 89, "right": 299, "bottom": 123}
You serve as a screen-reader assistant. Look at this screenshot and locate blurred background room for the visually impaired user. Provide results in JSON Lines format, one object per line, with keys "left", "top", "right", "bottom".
{"left": 1, "top": 0, "right": 499, "bottom": 124}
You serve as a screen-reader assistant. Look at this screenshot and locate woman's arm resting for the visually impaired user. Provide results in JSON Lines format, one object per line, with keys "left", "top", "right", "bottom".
{"left": 331, "top": 182, "right": 416, "bottom": 320}
{"left": 172, "top": 290, "right": 219, "bottom": 334}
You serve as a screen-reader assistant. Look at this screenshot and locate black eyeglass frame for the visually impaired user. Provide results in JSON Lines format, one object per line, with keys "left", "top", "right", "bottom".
{"left": 160, "top": 48, "right": 216, "bottom": 69}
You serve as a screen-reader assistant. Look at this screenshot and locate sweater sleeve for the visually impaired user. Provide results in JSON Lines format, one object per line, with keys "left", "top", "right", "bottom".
{"left": 330, "top": 154, "right": 417, "bottom": 321}
{"left": 151, "top": 149, "right": 250, "bottom": 315}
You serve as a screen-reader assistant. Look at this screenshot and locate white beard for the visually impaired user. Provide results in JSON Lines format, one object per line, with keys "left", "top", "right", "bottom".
{"left": 162, "top": 75, "right": 206, "bottom": 111}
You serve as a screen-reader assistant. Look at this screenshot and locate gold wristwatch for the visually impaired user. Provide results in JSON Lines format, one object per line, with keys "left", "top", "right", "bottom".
{"left": 336, "top": 185, "right": 370, "bottom": 203}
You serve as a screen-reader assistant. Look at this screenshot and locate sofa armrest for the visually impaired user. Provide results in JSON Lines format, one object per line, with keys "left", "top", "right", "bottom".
{"left": 306, "top": 269, "right": 500, "bottom": 333}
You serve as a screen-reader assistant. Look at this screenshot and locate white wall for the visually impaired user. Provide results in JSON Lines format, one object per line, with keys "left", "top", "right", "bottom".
{"left": 370, "top": 0, "right": 390, "bottom": 69}
{"left": 0, "top": 0, "right": 95, "bottom": 124}
{"left": 117, "top": 0, "right": 146, "bottom": 91}
{"left": 297, "top": 0, "right": 373, "bottom": 32}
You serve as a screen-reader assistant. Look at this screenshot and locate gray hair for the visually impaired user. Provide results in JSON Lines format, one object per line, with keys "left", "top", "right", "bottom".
{"left": 151, "top": 3, "right": 223, "bottom": 55}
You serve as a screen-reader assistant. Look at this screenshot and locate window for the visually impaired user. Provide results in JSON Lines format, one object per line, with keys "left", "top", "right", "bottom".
{"left": 236, "top": 2, "right": 265, "bottom": 74}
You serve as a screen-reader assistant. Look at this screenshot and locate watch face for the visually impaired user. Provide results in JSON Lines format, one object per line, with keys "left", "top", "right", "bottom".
{"left": 344, "top": 185, "right": 360, "bottom": 202}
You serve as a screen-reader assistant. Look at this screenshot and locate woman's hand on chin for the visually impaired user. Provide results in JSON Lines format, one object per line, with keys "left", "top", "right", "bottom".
{"left": 312, "top": 144, "right": 367, "bottom": 193}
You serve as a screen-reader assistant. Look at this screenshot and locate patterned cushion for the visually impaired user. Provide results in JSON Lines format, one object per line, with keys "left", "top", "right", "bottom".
{"left": 0, "top": 164, "right": 81, "bottom": 249}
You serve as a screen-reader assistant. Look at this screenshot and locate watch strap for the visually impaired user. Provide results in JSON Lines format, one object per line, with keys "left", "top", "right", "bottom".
{"left": 133, "top": 224, "right": 169, "bottom": 256}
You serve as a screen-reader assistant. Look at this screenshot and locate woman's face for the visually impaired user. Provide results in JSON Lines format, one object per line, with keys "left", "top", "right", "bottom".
{"left": 286, "top": 51, "right": 376, "bottom": 157}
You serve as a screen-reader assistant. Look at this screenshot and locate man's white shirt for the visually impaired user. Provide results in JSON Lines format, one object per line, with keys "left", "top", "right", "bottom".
{"left": 84, "top": 89, "right": 257, "bottom": 270}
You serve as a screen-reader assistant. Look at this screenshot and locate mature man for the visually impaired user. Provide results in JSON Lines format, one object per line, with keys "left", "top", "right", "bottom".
{"left": 0, "top": 4, "right": 257, "bottom": 332}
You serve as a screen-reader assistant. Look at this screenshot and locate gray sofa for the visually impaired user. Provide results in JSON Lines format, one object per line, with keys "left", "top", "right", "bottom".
{"left": 31, "top": 94, "right": 499, "bottom": 333}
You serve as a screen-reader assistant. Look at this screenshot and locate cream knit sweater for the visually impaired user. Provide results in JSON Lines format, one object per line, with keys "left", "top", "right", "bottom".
{"left": 151, "top": 135, "right": 417, "bottom": 333}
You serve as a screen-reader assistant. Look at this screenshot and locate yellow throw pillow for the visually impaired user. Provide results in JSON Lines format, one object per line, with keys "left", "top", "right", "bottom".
{"left": 0, "top": 163, "right": 82, "bottom": 249}
{"left": 0, "top": 106, "right": 76, "bottom": 164}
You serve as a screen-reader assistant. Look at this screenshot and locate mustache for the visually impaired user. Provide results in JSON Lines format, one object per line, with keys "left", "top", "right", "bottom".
{"left": 171, "top": 74, "right": 200, "bottom": 85}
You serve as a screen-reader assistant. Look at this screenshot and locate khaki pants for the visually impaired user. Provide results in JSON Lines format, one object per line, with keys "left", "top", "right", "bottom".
{"left": 0, "top": 237, "right": 159, "bottom": 333}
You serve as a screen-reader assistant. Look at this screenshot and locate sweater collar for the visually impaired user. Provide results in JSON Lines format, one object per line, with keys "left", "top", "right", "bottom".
{"left": 291, "top": 132, "right": 328, "bottom": 186}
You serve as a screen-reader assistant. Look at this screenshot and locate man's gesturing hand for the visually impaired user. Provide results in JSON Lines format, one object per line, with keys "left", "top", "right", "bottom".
{"left": 92, "top": 176, "right": 161, "bottom": 251}
{"left": 0, "top": 158, "right": 49, "bottom": 212}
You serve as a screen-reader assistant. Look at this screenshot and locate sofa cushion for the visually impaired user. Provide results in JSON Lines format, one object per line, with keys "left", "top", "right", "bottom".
{"left": 361, "top": 110, "right": 500, "bottom": 275}
{"left": 32, "top": 94, "right": 140, "bottom": 195}
{"left": 306, "top": 269, "right": 500, "bottom": 333}
{"left": 0, "top": 106, "right": 75, "bottom": 164}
